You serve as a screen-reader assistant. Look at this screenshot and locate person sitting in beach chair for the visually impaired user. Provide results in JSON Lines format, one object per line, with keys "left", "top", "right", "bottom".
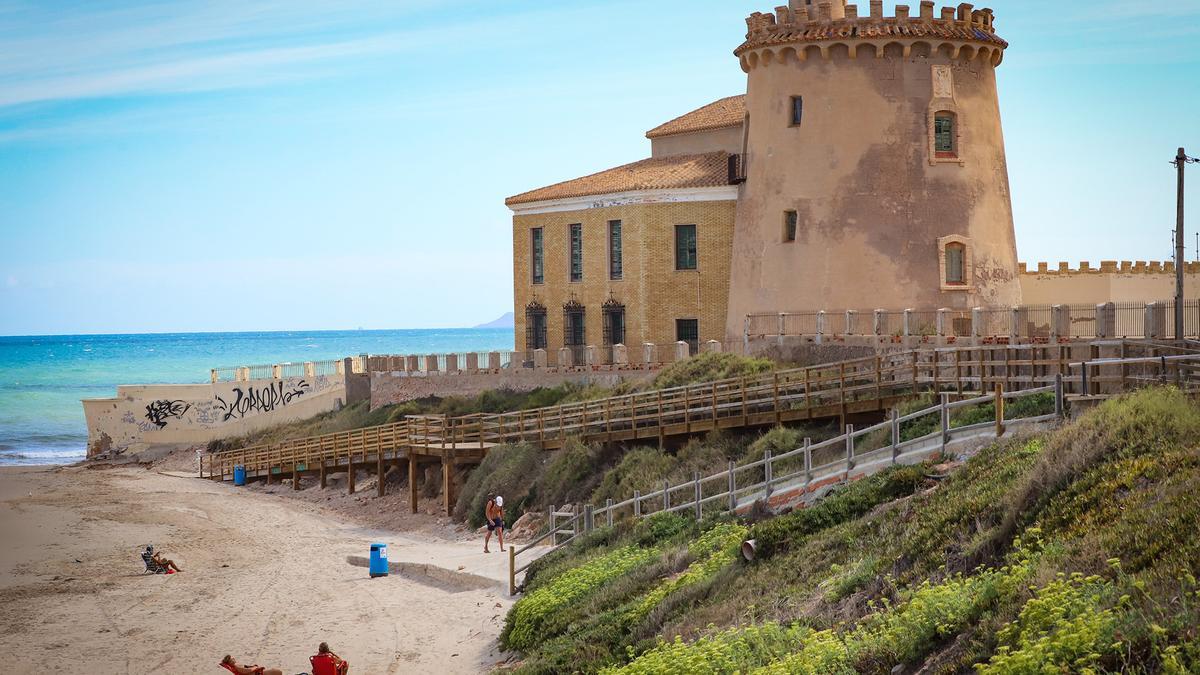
{"left": 141, "top": 545, "right": 182, "bottom": 573}
{"left": 483, "top": 494, "right": 505, "bottom": 553}
{"left": 310, "top": 642, "right": 349, "bottom": 675}
{"left": 219, "top": 654, "right": 282, "bottom": 675}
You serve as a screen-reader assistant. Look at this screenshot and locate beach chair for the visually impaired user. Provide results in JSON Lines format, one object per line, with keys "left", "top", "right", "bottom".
{"left": 141, "top": 549, "right": 168, "bottom": 574}
{"left": 310, "top": 654, "right": 342, "bottom": 675}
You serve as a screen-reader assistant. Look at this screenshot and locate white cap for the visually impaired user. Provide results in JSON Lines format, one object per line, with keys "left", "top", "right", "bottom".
{"left": 495, "top": 496, "right": 504, "bottom": 507}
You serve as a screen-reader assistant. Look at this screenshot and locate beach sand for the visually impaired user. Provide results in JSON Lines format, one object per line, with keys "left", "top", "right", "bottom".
{"left": 0, "top": 463, "right": 525, "bottom": 674}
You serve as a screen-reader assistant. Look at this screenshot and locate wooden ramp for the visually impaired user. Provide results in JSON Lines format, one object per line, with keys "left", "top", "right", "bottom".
{"left": 203, "top": 340, "right": 1198, "bottom": 515}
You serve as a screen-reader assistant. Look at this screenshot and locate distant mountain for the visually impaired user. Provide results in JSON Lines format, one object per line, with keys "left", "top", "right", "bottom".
{"left": 474, "top": 312, "right": 515, "bottom": 329}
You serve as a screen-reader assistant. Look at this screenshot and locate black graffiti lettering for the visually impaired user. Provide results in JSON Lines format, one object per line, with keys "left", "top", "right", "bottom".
{"left": 145, "top": 400, "right": 192, "bottom": 428}
{"left": 214, "top": 380, "right": 310, "bottom": 421}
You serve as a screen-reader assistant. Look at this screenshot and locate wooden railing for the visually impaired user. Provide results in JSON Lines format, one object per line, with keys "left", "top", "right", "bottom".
{"left": 203, "top": 341, "right": 1197, "bottom": 482}
{"left": 507, "top": 382, "right": 1067, "bottom": 594}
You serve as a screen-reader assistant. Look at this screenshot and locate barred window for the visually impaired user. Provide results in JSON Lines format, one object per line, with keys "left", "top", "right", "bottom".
{"left": 783, "top": 210, "right": 798, "bottom": 242}
{"left": 945, "top": 243, "right": 965, "bottom": 284}
{"left": 790, "top": 96, "right": 803, "bottom": 126}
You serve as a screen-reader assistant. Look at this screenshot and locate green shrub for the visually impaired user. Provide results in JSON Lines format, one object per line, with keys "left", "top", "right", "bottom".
{"left": 454, "top": 443, "right": 544, "bottom": 526}
{"left": 592, "top": 447, "right": 678, "bottom": 506}
{"left": 541, "top": 439, "right": 607, "bottom": 509}
{"left": 602, "top": 622, "right": 812, "bottom": 675}
{"left": 749, "top": 465, "right": 926, "bottom": 560}
{"left": 503, "top": 543, "right": 663, "bottom": 651}
{"left": 648, "top": 352, "right": 775, "bottom": 390}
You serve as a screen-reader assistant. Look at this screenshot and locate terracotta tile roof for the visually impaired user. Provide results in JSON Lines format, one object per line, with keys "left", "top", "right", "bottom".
{"left": 506, "top": 152, "right": 731, "bottom": 206}
{"left": 645, "top": 96, "right": 745, "bottom": 139}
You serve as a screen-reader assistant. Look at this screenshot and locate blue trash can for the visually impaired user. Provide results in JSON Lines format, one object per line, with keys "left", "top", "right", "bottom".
{"left": 233, "top": 465, "right": 246, "bottom": 486}
{"left": 369, "top": 543, "right": 388, "bottom": 578}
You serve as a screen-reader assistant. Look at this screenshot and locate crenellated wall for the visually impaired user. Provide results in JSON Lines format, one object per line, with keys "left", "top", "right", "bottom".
{"left": 726, "top": 2, "right": 1021, "bottom": 341}
{"left": 1019, "top": 260, "right": 1200, "bottom": 305}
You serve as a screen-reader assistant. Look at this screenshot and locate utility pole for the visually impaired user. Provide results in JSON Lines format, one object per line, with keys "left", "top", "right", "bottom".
{"left": 1171, "top": 148, "right": 1198, "bottom": 340}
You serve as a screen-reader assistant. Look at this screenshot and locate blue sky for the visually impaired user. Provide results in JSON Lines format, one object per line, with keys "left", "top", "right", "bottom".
{"left": 0, "top": 0, "right": 1197, "bottom": 335}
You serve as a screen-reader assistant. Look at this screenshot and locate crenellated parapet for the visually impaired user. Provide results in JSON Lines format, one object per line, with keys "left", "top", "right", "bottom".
{"left": 737, "top": 1, "right": 1007, "bottom": 69}
{"left": 1019, "top": 261, "right": 1200, "bottom": 276}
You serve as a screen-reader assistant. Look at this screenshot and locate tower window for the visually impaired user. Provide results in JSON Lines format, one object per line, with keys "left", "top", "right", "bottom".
{"left": 945, "top": 243, "right": 966, "bottom": 285}
{"left": 790, "top": 96, "right": 803, "bottom": 127}
{"left": 934, "top": 112, "right": 956, "bottom": 157}
{"left": 608, "top": 220, "right": 623, "bottom": 280}
{"left": 783, "top": 210, "right": 798, "bottom": 242}
{"left": 675, "top": 224, "right": 697, "bottom": 271}
{"left": 568, "top": 223, "right": 583, "bottom": 282}
{"left": 531, "top": 228, "right": 544, "bottom": 285}
{"left": 525, "top": 301, "right": 547, "bottom": 350}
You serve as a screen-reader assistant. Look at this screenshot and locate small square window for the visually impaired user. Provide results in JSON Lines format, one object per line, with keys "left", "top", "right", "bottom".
{"left": 783, "top": 210, "right": 797, "bottom": 242}
{"left": 790, "top": 96, "right": 803, "bottom": 127}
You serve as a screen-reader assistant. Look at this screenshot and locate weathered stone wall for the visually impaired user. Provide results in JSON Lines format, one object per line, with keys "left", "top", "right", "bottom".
{"left": 726, "top": 9, "right": 1021, "bottom": 339}
{"left": 83, "top": 373, "right": 362, "bottom": 457}
{"left": 1019, "top": 261, "right": 1200, "bottom": 304}
{"left": 370, "top": 370, "right": 658, "bottom": 410}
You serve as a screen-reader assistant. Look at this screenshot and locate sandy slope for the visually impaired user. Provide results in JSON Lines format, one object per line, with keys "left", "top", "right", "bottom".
{"left": 0, "top": 465, "right": 519, "bottom": 674}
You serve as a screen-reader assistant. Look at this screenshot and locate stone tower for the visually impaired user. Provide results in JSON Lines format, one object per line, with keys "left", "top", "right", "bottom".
{"left": 725, "top": 0, "right": 1022, "bottom": 338}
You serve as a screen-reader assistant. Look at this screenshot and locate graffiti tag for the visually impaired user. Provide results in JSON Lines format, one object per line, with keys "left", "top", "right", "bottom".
{"left": 214, "top": 381, "right": 310, "bottom": 421}
{"left": 145, "top": 399, "right": 192, "bottom": 429}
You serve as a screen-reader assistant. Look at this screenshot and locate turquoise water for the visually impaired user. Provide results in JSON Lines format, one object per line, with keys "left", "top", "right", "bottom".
{"left": 0, "top": 328, "right": 513, "bottom": 466}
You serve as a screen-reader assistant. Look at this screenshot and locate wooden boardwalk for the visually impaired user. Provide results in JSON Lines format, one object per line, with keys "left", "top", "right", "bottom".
{"left": 202, "top": 340, "right": 1198, "bottom": 514}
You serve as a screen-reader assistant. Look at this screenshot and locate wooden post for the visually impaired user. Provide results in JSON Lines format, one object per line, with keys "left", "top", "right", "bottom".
{"left": 728, "top": 461, "right": 737, "bottom": 512}
{"left": 409, "top": 455, "right": 418, "bottom": 514}
{"left": 693, "top": 472, "right": 702, "bottom": 520}
{"left": 911, "top": 351, "right": 919, "bottom": 396}
{"left": 633, "top": 491, "right": 642, "bottom": 518}
{"left": 875, "top": 355, "right": 882, "bottom": 404}
{"left": 293, "top": 465, "right": 300, "bottom": 491}
{"left": 940, "top": 394, "right": 949, "bottom": 452}
{"left": 657, "top": 390, "right": 665, "bottom": 448}
{"left": 347, "top": 460, "right": 355, "bottom": 495}
{"left": 803, "top": 438, "right": 812, "bottom": 489}
{"left": 955, "top": 349, "right": 964, "bottom": 397}
{"left": 839, "top": 362, "right": 847, "bottom": 430}
{"left": 663, "top": 480, "right": 670, "bottom": 512}
{"left": 442, "top": 456, "right": 456, "bottom": 516}
{"left": 606, "top": 499, "right": 614, "bottom": 528}
{"left": 509, "top": 546, "right": 516, "bottom": 596}
{"left": 994, "top": 384, "right": 1005, "bottom": 438}
{"left": 711, "top": 382, "right": 718, "bottom": 428}
{"left": 891, "top": 409, "right": 900, "bottom": 463}
{"left": 845, "top": 424, "right": 855, "bottom": 475}
{"left": 1055, "top": 373, "right": 1065, "bottom": 417}
{"left": 605, "top": 399, "right": 612, "bottom": 441}
{"left": 764, "top": 448, "right": 773, "bottom": 499}
{"left": 684, "top": 386, "right": 691, "bottom": 429}
{"left": 773, "top": 373, "right": 781, "bottom": 425}
{"left": 377, "top": 453, "right": 385, "bottom": 497}
{"left": 549, "top": 505, "right": 557, "bottom": 546}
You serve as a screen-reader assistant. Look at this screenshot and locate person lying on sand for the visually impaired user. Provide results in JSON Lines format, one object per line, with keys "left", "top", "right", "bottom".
{"left": 483, "top": 494, "right": 505, "bottom": 553}
{"left": 219, "top": 654, "right": 282, "bottom": 675}
{"left": 311, "top": 641, "right": 350, "bottom": 675}
{"left": 146, "top": 545, "right": 183, "bottom": 572}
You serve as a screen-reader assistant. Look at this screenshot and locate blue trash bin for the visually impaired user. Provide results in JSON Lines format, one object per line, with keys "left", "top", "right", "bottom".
{"left": 369, "top": 543, "right": 388, "bottom": 578}
{"left": 233, "top": 465, "right": 246, "bottom": 486}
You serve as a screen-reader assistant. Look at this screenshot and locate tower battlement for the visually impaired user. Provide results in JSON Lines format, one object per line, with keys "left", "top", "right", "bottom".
{"left": 738, "top": 1, "right": 1006, "bottom": 60}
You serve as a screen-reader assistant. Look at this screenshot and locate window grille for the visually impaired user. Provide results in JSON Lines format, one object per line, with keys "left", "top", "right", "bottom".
{"left": 676, "top": 318, "right": 699, "bottom": 355}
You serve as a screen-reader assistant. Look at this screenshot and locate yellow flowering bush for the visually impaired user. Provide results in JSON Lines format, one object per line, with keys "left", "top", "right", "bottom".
{"left": 601, "top": 622, "right": 812, "bottom": 675}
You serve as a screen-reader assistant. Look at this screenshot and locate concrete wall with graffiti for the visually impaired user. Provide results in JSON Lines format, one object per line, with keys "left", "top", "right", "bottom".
{"left": 83, "top": 374, "right": 358, "bottom": 456}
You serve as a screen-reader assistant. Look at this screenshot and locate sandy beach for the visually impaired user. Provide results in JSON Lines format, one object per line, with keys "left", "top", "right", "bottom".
{"left": 0, "top": 462, "right": 523, "bottom": 674}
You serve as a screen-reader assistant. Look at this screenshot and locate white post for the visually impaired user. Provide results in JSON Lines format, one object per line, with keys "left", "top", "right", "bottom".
{"left": 903, "top": 309, "right": 914, "bottom": 339}
{"left": 845, "top": 309, "right": 856, "bottom": 335}
{"left": 777, "top": 313, "right": 786, "bottom": 348}
{"left": 727, "top": 461, "right": 736, "bottom": 511}
{"left": 764, "top": 448, "right": 773, "bottom": 499}
{"left": 816, "top": 310, "right": 826, "bottom": 344}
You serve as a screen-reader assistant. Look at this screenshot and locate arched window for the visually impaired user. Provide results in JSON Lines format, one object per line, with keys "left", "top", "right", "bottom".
{"left": 934, "top": 112, "right": 957, "bottom": 157}
{"left": 945, "top": 242, "right": 966, "bottom": 285}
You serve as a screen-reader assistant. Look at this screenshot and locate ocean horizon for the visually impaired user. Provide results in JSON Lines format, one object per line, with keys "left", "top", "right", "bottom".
{"left": 0, "top": 327, "right": 514, "bottom": 467}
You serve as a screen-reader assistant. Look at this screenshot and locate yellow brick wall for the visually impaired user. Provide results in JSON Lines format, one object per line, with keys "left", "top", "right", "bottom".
{"left": 512, "top": 200, "right": 736, "bottom": 354}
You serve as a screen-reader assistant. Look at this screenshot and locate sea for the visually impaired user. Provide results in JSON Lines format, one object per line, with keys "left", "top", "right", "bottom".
{"left": 0, "top": 328, "right": 513, "bottom": 467}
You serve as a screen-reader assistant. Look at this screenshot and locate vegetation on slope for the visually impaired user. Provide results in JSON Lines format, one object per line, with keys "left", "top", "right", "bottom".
{"left": 499, "top": 387, "right": 1200, "bottom": 674}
